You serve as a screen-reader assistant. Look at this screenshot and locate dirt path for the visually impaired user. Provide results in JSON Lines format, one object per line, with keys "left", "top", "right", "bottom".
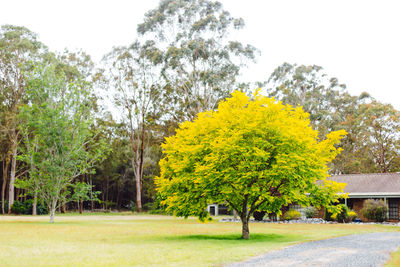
{"left": 229, "top": 232, "right": 400, "bottom": 267}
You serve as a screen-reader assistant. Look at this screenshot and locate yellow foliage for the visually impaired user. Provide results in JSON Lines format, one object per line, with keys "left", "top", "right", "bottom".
{"left": 156, "top": 90, "right": 347, "bottom": 221}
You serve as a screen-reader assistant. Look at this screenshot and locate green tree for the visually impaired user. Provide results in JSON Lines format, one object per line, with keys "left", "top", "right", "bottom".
{"left": 0, "top": 25, "right": 44, "bottom": 212}
{"left": 69, "top": 182, "right": 100, "bottom": 213}
{"left": 353, "top": 101, "right": 400, "bottom": 173}
{"left": 156, "top": 90, "right": 346, "bottom": 239}
{"left": 18, "top": 63, "right": 108, "bottom": 222}
{"left": 102, "top": 41, "right": 162, "bottom": 211}
{"left": 265, "top": 63, "right": 369, "bottom": 137}
{"left": 138, "top": 0, "right": 258, "bottom": 121}
{"left": 265, "top": 62, "right": 375, "bottom": 174}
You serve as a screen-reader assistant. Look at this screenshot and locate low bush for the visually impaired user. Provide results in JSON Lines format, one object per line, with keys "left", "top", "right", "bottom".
{"left": 348, "top": 210, "right": 357, "bottom": 222}
{"left": 303, "top": 206, "right": 318, "bottom": 218}
{"left": 253, "top": 211, "right": 266, "bottom": 221}
{"left": 335, "top": 204, "right": 350, "bottom": 223}
{"left": 11, "top": 200, "right": 26, "bottom": 214}
{"left": 361, "top": 199, "right": 388, "bottom": 222}
{"left": 10, "top": 199, "right": 48, "bottom": 215}
{"left": 126, "top": 201, "right": 137, "bottom": 212}
{"left": 324, "top": 209, "right": 333, "bottom": 221}
{"left": 281, "top": 209, "right": 301, "bottom": 220}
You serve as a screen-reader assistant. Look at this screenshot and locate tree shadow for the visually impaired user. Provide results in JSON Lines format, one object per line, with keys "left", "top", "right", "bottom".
{"left": 165, "top": 233, "right": 298, "bottom": 243}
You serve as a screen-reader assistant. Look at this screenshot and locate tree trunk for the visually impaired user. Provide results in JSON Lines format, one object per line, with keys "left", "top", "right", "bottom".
{"left": 8, "top": 141, "right": 17, "bottom": 213}
{"left": 15, "top": 188, "right": 20, "bottom": 201}
{"left": 49, "top": 199, "right": 57, "bottom": 223}
{"left": 79, "top": 199, "right": 83, "bottom": 214}
{"left": 2, "top": 160, "right": 9, "bottom": 214}
{"left": 137, "top": 118, "right": 146, "bottom": 212}
{"left": 135, "top": 165, "right": 142, "bottom": 212}
{"left": 32, "top": 192, "right": 37, "bottom": 216}
{"left": 241, "top": 216, "right": 250, "bottom": 239}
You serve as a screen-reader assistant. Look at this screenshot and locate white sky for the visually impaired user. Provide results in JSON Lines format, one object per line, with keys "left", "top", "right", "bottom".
{"left": 1, "top": 0, "right": 400, "bottom": 108}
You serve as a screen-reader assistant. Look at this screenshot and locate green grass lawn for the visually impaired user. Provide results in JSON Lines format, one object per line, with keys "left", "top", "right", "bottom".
{"left": 0, "top": 213, "right": 399, "bottom": 266}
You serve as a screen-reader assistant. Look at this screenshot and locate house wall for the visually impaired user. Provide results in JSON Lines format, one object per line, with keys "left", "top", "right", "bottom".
{"left": 315, "top": 198, "right": 400, "bottom": 222}
{"left": 340, "top": 198, "right": 400, "bottom": 222}
{"left": 350, "top": 199, "right": 366, "bottom": 220}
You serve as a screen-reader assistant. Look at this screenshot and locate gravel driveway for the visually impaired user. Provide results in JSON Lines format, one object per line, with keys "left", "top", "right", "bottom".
{"left": 228, "top": 232, "right": 400, "bottom": 267}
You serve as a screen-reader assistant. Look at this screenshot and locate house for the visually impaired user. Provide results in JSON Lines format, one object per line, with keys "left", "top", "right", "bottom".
{"left": 328, "top": 173, "right": 400, "bottom": 221}
{"left": 208, "top": 173, "right": 400, "bottom": 221}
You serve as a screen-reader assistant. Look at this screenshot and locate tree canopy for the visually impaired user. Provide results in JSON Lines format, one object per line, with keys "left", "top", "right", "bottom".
{"left": 156, "top": 90, "right": 346, "bottom": 239}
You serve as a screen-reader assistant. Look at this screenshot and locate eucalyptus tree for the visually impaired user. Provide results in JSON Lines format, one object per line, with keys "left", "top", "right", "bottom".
{"left": 354, "top": 102, "right": 400, "bottom": 173}
{"left": 137, "top": 0, "right": 258, "bottom": 121}
{"left": 18, "top": 63, "right": 109, "bottom": 222}
{"left": 102, "top": 40, "right": 163, "bottom": 211}
{"left": 0, "top": 25, "right": 44, "bottom": 212}
{"left": 266, "top": 63, "right": 367, "bottom": 136}
{"left": 265, "top": 63, "right": 379, "bottom": 174}
{"left": 0, "top": 90, "right": 9, "bottom": 213}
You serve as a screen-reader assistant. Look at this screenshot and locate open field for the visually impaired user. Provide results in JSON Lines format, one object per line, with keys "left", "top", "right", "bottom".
{"left": 0, "top": 214, "right": 399, "bottom": 266}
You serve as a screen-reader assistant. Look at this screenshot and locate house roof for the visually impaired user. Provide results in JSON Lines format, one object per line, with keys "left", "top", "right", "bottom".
{"left": 329, "top": 173, "right": 400, "bottom": 197}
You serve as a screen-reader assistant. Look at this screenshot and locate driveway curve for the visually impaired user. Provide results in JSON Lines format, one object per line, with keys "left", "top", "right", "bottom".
{"left": 229, "top": 232, "right": 400, "bottom": 267}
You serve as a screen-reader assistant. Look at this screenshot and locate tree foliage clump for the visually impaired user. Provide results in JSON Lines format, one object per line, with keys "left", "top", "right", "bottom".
{"left": 137, "top": 0, "right": 258, "bottom": 121}
{"left": 18, "top": 63, "right": 109, "bottom": 222}
{"left": 361, "top": 199, "right": 388, "bottom": 222}
{"left": 156, "top": 90, "right": 346, "bottom": 239}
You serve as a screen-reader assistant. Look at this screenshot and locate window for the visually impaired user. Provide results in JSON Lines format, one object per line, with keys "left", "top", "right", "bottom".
{"left": 389, "top": 199, "right": 399, "bottom": 220}
{"left": 289, "top": 203, "right": 302, "bottom": 212}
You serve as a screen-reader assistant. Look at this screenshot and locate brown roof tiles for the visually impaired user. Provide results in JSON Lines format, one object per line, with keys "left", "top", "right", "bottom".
{"left": 329, "top": 173, "right": 400, "bottom": 194}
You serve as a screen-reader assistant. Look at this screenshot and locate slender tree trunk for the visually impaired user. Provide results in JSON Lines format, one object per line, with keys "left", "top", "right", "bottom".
{"left": 49, "top": 199, "right": 57, "bottom": 223}
{"left": 2, "top": 160, "right": 9, "bottom": 214}
{"left": 90, "top": 178, "right": 94, "bottom": 212}
{"left": 79, "top": 199, "right": 83, "bottom": 214}
{"left": 8, "top": 140, "right": 17, "bottom": 213}
{"left": 137, "top": 118, "right": 146, "bottom": 212}
{"left": 128, "top": 108, "right": 143, "bottom": 212}
{"left": 135, "top": 163, "right": 142, "bottom": 212}
{"left": 241, "top": 216, "right": 250, "bottom": 239}
{"left": 15, "top": 188, "right": 20, "bottom": 201}
{"left": 105, "top": 176, "right": 109, "bottom": 210}
{"left": 32, "top": 192, "right": 37, "bottom": 216}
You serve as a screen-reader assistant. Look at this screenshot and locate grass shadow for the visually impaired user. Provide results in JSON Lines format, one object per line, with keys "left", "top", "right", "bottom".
{"left": 165, "top": 233, "right": 300, "bottom": 243}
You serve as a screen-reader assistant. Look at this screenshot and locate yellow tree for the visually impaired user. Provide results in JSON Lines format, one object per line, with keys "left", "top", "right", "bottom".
{"left": 156, "top": 90, "right": 346, "bottom": 239}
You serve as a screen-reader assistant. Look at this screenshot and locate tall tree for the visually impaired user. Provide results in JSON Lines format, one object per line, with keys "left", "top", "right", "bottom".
{"left": 137, "top": 0, "right": 258, "bottom": 121}
{"left": 102, "top": 41, "right": 162, "bottom": 211}
{"left": 156, "top": 91, "right": 346, "bottom": 239}
{"left": 265, "top": 63, "right": 377, "bottom": 174}
{"left": 0, "top": 25, "right": 44, "bottom": 212}
{"left": 18, "top": 63, "right": 108, "bottom": 222}
{"left": 266, "top": 63, "right": 370, "bottom": 136}
{"left": 351, "top": 101, "right": 400, "bottom": 173}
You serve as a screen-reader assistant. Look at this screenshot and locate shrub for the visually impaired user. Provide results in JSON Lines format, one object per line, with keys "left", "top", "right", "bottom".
{"left": 11, "top": 200, "right": 27, "bottom": 214}
{"left": 303, "top": 206, "right": 318, "bottom": 218}
{"left": 348, "top": 210, "right": 357, "bottom": 222}
{"left": 253, "top": 211, "right": 266, "bottom": 221}
{"left": 335, "top": 204, "right": 350, "bottom": 223}
{"left": 126, "top": 200, "right": 137, "bottom": 212}
{"left": 324, "top": 209, "right": 333, "bottom": 221}
{"left": 281, "top": 209, "right": 301, "bottom": 220}
{"left": 10, "top": 199, "right": 48, "bottom": 215}
{"left": 361, "top": 199, "right": 388, "bottom": 222}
